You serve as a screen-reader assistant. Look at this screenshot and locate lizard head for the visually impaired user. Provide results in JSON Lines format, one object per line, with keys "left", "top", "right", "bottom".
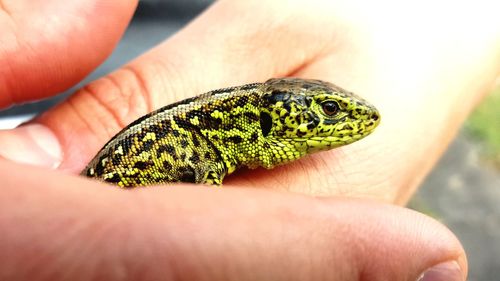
{"left": 260, "top": 78, "right": 380, "bottom": 154}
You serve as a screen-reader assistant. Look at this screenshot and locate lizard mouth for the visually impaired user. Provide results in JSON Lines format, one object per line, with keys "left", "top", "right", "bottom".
{"left": 275, "top": 129, "right": 374, "bottom": 144}
{"left": 274, "top": 131, "right": 373, "bottom": 153}
{"left": 306, "top": 132, "right": 370, "bottom": 145}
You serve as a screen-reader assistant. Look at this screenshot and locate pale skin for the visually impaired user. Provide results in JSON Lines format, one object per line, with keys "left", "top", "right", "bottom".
{"left": 0, "top": 0, "right": 499, "bottom": 280}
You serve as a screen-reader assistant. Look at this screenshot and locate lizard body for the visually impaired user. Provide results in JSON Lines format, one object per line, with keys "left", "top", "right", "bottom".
{"left": 82, "top": 78, "right": 380, "bottom": 187}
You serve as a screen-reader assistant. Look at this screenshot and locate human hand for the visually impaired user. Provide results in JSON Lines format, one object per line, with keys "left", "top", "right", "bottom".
{"left": 1, "top": 0, "right": 498, "bottom": 280}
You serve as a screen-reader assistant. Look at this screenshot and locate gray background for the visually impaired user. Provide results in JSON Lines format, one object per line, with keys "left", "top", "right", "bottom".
{"left": 0, "top": 1, "right": 498, "bottom": 280}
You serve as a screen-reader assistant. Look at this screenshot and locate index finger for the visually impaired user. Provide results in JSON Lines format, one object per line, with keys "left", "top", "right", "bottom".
{"left": 0, "top": 0, "right": 137, "bottom": 107}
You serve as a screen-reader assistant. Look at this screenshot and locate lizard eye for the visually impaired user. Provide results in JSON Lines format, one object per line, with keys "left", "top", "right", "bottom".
{"left": 321, "top": 101, "right": 340, "bottom": 116}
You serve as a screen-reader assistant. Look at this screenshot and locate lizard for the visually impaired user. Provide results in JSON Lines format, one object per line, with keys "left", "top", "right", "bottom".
{"left": 81, "top": 78, "right": 380, "bottom": 188}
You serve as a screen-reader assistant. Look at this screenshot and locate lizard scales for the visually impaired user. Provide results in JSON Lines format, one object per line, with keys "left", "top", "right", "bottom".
{"left": 82, "top": 78, "right": 380, "bottom": 187}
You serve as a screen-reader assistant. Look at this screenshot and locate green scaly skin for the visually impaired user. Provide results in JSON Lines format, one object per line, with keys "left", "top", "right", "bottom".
{"left": 82, "top": 78, "right": 380, "bottom": 187}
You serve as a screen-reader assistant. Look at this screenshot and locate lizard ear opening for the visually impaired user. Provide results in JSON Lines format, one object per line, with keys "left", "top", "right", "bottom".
{"left": 260, "top": 112, "right": 272, "bottom": 137}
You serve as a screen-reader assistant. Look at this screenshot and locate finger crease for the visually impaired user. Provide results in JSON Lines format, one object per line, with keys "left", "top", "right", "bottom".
{"left": 121, "top": 65, "right": 154, "bottom": 113}
{"left": 66, "top": 95, "right": 101, "bottom": 139}
{"left": 80, "top": 84, "right": 124, "bottom": 134}
{"left": 0, "top": 1, "right": 12, "bottom": 17}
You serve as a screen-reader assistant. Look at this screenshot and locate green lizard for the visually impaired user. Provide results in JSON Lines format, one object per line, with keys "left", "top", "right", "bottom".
{"left": 82, "top": 78, "right": 380, "bottom": 187}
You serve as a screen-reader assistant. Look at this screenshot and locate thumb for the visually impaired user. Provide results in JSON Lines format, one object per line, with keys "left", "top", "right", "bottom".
{"left": 152, "top": 191, "right": 468, "bottom": 281}
{"left": 0, "top": 160, "right": 467, "bottom": 281}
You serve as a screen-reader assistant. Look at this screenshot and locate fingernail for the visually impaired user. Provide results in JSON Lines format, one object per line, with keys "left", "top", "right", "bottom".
{"left": 0, "top": 124, "right": 62, "bottom": 168}
{"left": 418, "top": 261, "right": 464, "bottom": 281}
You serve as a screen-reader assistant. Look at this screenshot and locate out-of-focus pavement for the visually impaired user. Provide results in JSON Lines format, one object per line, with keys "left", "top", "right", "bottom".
{"left": 0, "top": 1, "right": 498, "bottom": 280}
{"left": 411, "top": 134, "right": 500, "bottom": 281}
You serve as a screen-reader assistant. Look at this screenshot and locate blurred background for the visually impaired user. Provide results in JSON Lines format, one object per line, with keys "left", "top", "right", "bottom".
{"left": 0, "top": 1, "right": 498, "bottom": 280}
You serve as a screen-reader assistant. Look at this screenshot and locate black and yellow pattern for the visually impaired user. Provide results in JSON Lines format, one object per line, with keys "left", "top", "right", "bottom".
{"left": 82, "top": 78, "right": 380, "bottom": 187}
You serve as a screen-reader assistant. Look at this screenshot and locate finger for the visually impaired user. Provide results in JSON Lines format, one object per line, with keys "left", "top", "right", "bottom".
{"left": 0, "top": 0, "right": 138, "bottom": 108}
{"left": 0, "top": 160, "right": 467, "bottom": 281}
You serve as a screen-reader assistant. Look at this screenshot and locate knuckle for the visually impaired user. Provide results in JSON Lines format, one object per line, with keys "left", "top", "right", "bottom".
{"left": 70, "top": 66, "right": 153, "bottom": 140}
